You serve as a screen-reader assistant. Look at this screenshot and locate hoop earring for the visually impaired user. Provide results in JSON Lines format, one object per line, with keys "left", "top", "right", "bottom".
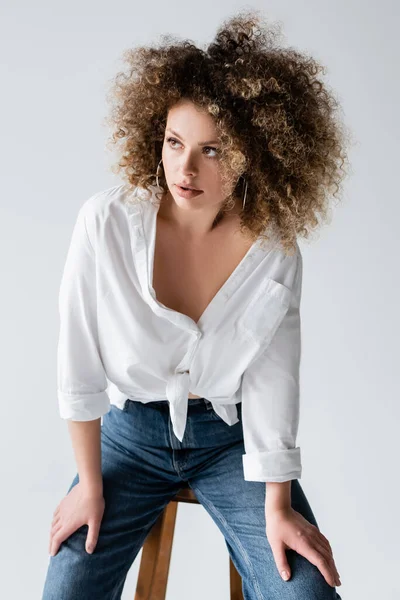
{"left": 156, "top": 158, "right": 163, "bottom": 188}
{"left": 241, "top": 175, "right": 248, "bottom": 211}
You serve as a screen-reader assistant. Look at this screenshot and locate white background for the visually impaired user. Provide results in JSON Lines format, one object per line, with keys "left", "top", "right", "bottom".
{"left": 1, "top": 1, "right": 399, "bottom": 598}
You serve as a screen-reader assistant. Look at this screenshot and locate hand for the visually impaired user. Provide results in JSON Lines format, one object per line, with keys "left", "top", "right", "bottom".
{"left": 265, "top": 506, "right": 341, "bottom": 588}
{"left": 49, "top": 482, "right": 105, "bottom": 557}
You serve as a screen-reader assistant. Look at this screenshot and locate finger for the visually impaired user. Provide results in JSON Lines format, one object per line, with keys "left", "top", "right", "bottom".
{"left": 50, "top": 523, "right": 72, "bottom": 557}
{"left": 318, "top": 533, "right": 339, "bottom": 576}
{"left": 312, "top": 527, "right": 334, "bottom": 557}
{"left": 86, "top": 519, "right": 101, "bottom": 554}
{"left": 318, "top": 530, "right": 333, "bottom": 551}
{"left": 49, "top": 524, "right": 61, "bottom": 554}
{"left": 51, "top": 515, "right": 61, "bottom": 528}
{"left": 311, "top": 539, "right": 340, "bottom": 585}
{"left": 313, "top": 534, "right": 340, "bottom": 581}
{"left": 50, "top": 532, "right": 64, "bottom": 557}
{"left": 309, "top": 531, "right": 335, "bottom": 564}
{"left": 298, "top": 542, "right": 337, "bottom": 588}
{"left": 51, "top": 522, "right": 63, "bottom": 537}
{"left": 270, "top": 542, "right": 291, "bottom": 581}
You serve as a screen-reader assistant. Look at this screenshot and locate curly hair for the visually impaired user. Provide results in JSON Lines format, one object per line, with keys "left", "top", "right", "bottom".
{"left": 104, "top": 9, "right": 352, "bottom": 255}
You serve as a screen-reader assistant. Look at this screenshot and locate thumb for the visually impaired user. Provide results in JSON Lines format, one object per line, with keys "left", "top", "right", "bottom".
{"left": 86, "top": 520, "right": 100, "bottom": 554}
{"left": 271, "top": 543, "right": 291, "bottom": 582}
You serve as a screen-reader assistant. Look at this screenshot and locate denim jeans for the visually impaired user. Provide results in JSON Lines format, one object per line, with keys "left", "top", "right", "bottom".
{"left": 42, "top": 398, "right": 342, "bottom": 599}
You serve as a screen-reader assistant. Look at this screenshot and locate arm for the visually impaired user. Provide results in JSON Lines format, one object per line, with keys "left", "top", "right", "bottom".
{"left": 67, "top": 419, "right": 103, "bottom": 495}
{"left": 57, "top": 199, "right": 110, "bottom": 487}
{"left": 265, "top": 481, "right": 291, "bottom": 511}
{"left": 240, "top": 251, "right": 341, "bottom": 588}
{"left": 241, "top": 244, "right": 303, "bottom": 488}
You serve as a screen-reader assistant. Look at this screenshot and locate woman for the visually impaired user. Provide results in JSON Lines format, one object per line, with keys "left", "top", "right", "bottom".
{"left": 43, "top": 10, "right": 349, "bottom": 599}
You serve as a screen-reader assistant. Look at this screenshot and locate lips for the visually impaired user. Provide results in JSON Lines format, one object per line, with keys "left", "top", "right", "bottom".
{"left": 174, "top": 185, "right": 204, "bottom": 198}
{"left": 176, "top": 183, "right": 202, "bottom": 191}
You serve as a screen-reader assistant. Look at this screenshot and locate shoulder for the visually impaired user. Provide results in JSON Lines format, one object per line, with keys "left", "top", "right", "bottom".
{"left": 260, "top": 227, "right": 301, "bottom": 267}
{"left": 75, "top": 183, "right": 160, "bottom": 250}
{"left": 77, "top": 183, "right": 144, "bottom": 238}
{"left": 257, "top": 232, "right": 302, "bottom": 299}
{"left": 79, "top": 183, "right": 135, "bottom": 219}
{"left": 78, "top": 183, "right": 159, "bottom": 223}
{"left": 68, "top": 183, "right": 140, "bottom": 253}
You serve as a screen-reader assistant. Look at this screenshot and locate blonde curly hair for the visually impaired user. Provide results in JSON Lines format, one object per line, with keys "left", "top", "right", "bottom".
{"left": 104, "top": 9, "right": 352, "bottom": 255}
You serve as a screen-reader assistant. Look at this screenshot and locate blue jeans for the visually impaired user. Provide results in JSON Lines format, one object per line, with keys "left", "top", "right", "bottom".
{"left": 42, "top": 398, "right": 342, "bottom": 599}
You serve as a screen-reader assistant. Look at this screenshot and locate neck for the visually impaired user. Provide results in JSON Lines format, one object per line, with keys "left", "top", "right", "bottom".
{"left": 157, "top": 190, "right": 242, "bottom": 239}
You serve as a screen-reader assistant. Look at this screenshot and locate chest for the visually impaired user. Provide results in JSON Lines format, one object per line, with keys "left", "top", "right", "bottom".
{"left": 152, "top": 218, "right": 254, "bottom": 325}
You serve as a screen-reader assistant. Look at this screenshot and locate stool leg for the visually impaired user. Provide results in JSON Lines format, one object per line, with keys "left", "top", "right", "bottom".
{"left": 229, "top": 556, "right": 244, "bottom": 600}
{"left": 134, "top": 502, "right": 178, "bottom": 600}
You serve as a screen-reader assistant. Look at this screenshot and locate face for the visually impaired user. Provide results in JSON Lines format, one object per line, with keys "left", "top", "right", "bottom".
{"left": 161, "top": 98, "right": 235, "bottom": 211}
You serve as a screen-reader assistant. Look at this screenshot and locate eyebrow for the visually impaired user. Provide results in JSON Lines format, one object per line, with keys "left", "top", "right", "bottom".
{"left": 166, "top": 128, "right": 220, "bottom": 146}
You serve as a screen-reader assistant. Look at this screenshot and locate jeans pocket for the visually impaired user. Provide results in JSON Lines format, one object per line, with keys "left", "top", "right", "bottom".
{"left": 208, "top": 408, "right": 223, "bottom": 421}
{"left": 208, "top": 402, "right": 242, "bottom": 422}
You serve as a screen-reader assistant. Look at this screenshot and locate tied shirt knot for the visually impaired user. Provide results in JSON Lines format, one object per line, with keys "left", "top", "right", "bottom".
{"left": 165, "top": 369, "right": 239, "bottom": 442}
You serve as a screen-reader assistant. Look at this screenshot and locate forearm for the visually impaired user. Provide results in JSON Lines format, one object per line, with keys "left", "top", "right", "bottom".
{"left": 67, "top": 418, "right": 103, "bottom": 495}
{"left": 265, "top": 481, "right": 291, "bottom": 512}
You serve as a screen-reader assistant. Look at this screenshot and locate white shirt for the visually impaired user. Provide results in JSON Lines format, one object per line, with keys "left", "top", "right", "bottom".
{"left": 57, "top": 183, "right": 303, "bottom": 483}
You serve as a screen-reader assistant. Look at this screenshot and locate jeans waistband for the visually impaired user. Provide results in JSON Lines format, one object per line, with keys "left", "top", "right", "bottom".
{"left": 127, "top": 397, "right": 212, "bottom": 409}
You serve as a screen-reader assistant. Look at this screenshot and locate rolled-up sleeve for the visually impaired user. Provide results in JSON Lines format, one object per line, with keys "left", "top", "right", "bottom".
{"left": 241, "top": 245, "right": 303, "bottom": 482}
{"left": 57, "top": 201, "right": 110, "bottom": 421}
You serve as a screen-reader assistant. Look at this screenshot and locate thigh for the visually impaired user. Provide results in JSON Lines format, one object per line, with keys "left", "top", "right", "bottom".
{"left": 188, "top": 436, "right": 341, "bottom": 600}
{"left": 42, "top": 404, "right": 183, "bottom": 600}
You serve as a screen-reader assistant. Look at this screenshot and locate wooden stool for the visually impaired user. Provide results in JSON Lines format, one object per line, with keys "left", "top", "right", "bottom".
{"left": 134, "top": 482, "right": 244, "bottom": 600}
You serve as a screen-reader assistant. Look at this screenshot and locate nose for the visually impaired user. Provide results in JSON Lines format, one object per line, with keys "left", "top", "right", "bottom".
{"left": 180, "top": 152, "right": 199, "bottom": 176}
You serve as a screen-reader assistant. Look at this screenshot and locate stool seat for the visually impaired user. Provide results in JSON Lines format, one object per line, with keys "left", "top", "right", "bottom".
{"left": 134, "top": 483, "right": 244, "bottom": 599}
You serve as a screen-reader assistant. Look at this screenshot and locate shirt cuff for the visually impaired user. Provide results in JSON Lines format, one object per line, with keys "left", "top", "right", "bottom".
{"left": 58, "top": 390, "right": 110, "bottom": 421}
{"left": 242, "top": 447, "right": 302, "bottom": 482}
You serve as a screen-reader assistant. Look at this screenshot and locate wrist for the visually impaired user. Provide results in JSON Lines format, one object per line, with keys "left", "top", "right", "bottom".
{"left": 265, "top": 481, "right": 291, "bottom": 512}
{"left": 79, "top": 478, "right": 103, "bottom": 497}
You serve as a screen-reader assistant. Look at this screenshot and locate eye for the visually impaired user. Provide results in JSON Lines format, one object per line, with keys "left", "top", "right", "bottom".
{"left": 166, "top": 137, "right": 182, "bottom": 148}
{"left": 166, "top": 137, "right": 219, "bottom": 159}
{"left": 204, "top": 146, "right": 218, "bottom": 158}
